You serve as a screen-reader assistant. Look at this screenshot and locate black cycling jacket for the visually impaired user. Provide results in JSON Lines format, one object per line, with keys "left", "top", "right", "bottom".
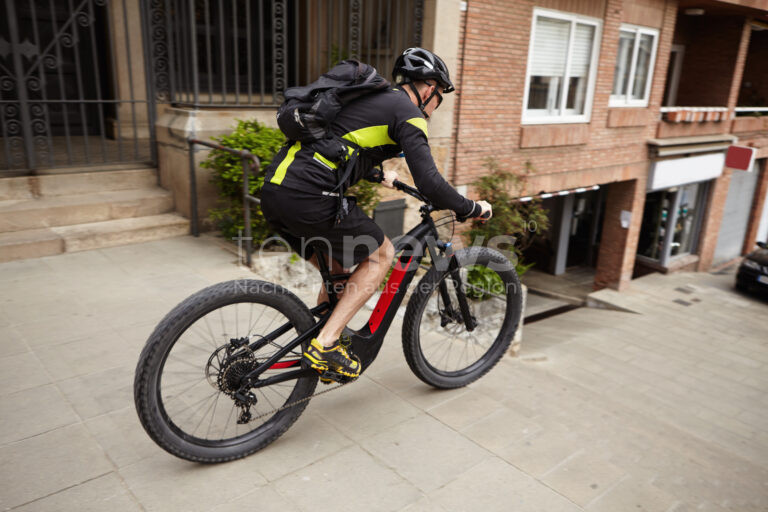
{"left": 264, "top": 87, "right": 480, "bottom": 218}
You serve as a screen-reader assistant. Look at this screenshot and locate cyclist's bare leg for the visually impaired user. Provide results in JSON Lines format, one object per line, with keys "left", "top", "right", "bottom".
{"left": 315, "top": 237, "right": 395, "bottom": 347}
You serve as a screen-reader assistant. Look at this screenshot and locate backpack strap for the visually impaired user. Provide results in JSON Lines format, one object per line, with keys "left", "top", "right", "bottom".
{"left": 331, "top": 139, "right": 362, "bottom": 224}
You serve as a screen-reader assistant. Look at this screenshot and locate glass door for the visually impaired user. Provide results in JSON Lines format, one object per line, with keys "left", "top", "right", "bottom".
{"left": 670, "top": 183, "right": 703, "bottom": 257}
{"left": 636, "top": 182, "right": 708, "bottom": 267}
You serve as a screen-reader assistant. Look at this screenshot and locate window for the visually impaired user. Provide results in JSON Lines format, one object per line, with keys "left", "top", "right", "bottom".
{"left": 523, "top": 9, "right": 602, "bottom": 124}
{"left": 637, "top": 182, "right": 708, "bottom": 266}
{"left": 610, "top": 25, "right": 659, "bottom": 107}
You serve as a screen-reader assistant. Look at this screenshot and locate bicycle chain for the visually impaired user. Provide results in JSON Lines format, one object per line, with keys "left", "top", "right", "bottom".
{"left": 246, "top": 377, "right": 352, "bottom": 421}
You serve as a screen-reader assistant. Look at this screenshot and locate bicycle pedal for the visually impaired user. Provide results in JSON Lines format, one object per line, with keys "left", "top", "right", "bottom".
{"left": 318, "top": 369, "right": 357, "bottom": 384}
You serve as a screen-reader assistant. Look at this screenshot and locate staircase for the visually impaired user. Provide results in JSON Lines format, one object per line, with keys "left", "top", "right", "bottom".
{"left": 0, "top": 167, "right": 189, "bottom": 263}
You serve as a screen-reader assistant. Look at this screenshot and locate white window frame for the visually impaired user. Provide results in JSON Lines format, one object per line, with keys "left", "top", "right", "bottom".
{"left": 522, "top": 8, "right": 603, "bottom": 125}
{"left": 609, "top": 24, "right": 659, "bottom": 108}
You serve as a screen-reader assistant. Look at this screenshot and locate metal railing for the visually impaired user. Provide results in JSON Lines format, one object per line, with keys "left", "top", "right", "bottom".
{"left": 144, "top": 0, "right": 424, "bottom": 108}
{"left": 734, "top": 107, "right": 768, "bottom": 116}
{"left": 187, "top": 137, "right": 260, "bottom": 266}
{"left": 1, "top": 0, "right": 154, "bottom": 173}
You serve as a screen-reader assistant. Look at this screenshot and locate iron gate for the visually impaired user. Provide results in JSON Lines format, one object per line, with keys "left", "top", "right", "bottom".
{"left": 1, "top": 1, "right": 424, "bottom": 174}
{"left": 0, "top": 0, "right": 155, "bottom": 175}
{"left": 142, "top": 0, "right": 424, "bottom": 108}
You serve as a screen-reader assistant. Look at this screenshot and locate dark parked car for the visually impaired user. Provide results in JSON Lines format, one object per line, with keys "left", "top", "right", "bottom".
{"left": 736, "top": 241, "right": 768, "bottom": 295}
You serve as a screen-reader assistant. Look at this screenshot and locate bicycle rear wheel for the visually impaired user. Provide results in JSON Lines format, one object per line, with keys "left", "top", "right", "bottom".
{"left": 134, "top": 280, "right": 317, "bottom": 463}
{"left": 402, "top": 247, "right": 522, "bottom": 389}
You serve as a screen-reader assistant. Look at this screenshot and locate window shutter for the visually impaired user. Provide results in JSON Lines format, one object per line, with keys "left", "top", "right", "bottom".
{"left": 569, "top": 23, "right": 595, "bottom": 78}
{"left": 531, "top": 17, "right": 570, "bottom": 76}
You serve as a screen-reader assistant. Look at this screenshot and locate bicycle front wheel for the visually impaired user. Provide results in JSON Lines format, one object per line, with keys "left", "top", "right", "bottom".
{"left": 402, "top": 247, "right": 522, "bottom": 389}
{"left": 134, "top": 279, "right": 317, "bottom": 463}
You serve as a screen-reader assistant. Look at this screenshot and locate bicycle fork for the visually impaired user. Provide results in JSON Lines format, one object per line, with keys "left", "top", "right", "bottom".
{"left": 434, "top": 244, "right": 477, "bottom": 332}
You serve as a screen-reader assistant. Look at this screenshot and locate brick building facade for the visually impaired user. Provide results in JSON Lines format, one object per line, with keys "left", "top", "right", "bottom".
{"left": 444, "top": 0, "right": 768, "bottom": 291}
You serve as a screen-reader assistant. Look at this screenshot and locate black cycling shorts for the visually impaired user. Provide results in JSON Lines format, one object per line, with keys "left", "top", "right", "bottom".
{"left": 260, "top": 183, "right": 385, "bottom": 268}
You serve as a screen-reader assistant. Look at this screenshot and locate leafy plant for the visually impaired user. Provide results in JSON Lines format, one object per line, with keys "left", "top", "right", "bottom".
{"left": 201, "top": 118, "right": 380, "bottom": 243}
{"left": 465, "top": 265, "right": 505, "bottom": 300}
{"left": 201, "top": 119, "right": 285, "bottom": 241}
{"left": 466, "top": 157, "right": 550, "bottom": 277}
{"left": 349, "top": 178, "right": 380, "bottom": 216}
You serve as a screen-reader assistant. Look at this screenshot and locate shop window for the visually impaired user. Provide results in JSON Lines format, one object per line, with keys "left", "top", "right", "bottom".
{"left": 523, "top": 9, "right": 602, "bottom": 124}
{"left": 610, "top": 25, "right": 659, "bottom": 107}
{"left": 670, "top": 183, "right": 702, "bottom": 256}
{"left": 637, "top": 182, "right": 708, "bottom": 266}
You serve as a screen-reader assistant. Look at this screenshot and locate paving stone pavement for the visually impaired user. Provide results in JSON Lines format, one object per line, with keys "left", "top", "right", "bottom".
{"left": 1, "top": 236, "right": 766, "bottom": 511}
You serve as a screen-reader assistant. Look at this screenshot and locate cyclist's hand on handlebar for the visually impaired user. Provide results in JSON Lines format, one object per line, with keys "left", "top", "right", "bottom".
{"left": 475, "top": 200, "right": 492, "bottom": 221}
{"left": 381, "top": 170, "right": 399, "bottom": 189}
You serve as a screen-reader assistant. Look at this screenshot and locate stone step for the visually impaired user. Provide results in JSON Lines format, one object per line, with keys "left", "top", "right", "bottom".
{"left": 0, "top": 227, "right": 64, "bottom": 263}
{"left": 0, "top": 167, "right": 158, "bottom": 201}
{"left": 0, "top": 213, "right": 189, "bottom": 262}
{"left": 0, "top": 188, "right": 174, "bottom": 233}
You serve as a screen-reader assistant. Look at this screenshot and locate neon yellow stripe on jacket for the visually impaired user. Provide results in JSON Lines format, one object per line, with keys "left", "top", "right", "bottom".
{"left": 270, "top": 141, "right": 301, "bottom": 185}
{"left": 406, "top": 117, "right": 428, "bottom": 137}
{"left": 342, "top": 125, "right": 395, "bottom": 148}
{"left": 313, "top": 152, "right": 338, "bottom": 169}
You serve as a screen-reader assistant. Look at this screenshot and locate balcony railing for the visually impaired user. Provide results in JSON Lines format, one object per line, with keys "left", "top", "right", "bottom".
{"left": 732, "top": 107, "right": 768, "bottom": 133}
{"left": 734, "top": 107, "right": 768, "bottom": 116}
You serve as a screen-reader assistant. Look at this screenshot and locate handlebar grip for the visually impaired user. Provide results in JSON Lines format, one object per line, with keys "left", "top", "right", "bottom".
{"left": 369, "top": 167, "right": 384, "bottom": 183}
{"left": 479, "top": 211, "right": 491, "bottom": 220}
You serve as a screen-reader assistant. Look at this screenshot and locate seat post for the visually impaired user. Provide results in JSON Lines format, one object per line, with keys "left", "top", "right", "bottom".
{"left": 311, "top": 243, "right": 339, "bottom": 307}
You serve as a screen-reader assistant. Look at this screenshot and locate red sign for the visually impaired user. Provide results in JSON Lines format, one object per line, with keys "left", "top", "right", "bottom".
{"left": 725, "top": 145, "right": 756, "bottom": 172}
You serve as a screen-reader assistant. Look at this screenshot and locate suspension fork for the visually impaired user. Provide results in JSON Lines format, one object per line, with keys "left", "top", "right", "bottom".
{"left": 446, "top": 252, "right": 477, "bottom": 331}
{"left": 428, "top": 238, "right": 477, "bottom": 332}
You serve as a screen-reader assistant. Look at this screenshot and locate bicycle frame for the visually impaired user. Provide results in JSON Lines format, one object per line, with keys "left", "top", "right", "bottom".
{"left": 235, "top": 182, "right": 473, "bottom": 394}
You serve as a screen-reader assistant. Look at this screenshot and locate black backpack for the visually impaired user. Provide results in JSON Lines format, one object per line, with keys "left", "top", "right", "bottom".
{"left": 277, "top": 59, "right": 389, "bottom": 151}
{"left": 276, "top": 59, "right": 390, "bottom": 221}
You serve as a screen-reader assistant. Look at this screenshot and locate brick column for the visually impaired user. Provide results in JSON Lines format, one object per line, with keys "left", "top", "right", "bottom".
{"left": 742, "top": 159, "right": 768, "bottom": 253}
{"left": 696, "top": 169, "right": 733, "bottom": 271}
{"left": 594, "top": 176, "right": 647, "bottom": 291}
{"left": 726, "top": 18, "right": 754, "bottom": 131}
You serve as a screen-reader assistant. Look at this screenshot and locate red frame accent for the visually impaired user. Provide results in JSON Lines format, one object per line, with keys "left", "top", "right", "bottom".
{"left": 269, "top": 360, "right": 300, "bottom": 369}
{"left": 368, "top": 256, "right": 413, "bottom": 333}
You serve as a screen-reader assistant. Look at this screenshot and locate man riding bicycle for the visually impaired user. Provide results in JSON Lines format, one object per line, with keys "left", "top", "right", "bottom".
{"left": 260, "top": 48, "right": 492, "bottom": 380}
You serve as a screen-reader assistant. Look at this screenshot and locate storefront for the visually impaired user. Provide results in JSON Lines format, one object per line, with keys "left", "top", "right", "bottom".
{"left": 523, "top": 186, "right": 605, "bottom": 275}
{"left": 636, "top": 151, "right": 725, "bottom": 271}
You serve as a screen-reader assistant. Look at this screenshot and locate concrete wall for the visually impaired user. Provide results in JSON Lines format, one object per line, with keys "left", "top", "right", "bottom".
{"left": 155, "top": 108, "right": 278, "bottom": 230}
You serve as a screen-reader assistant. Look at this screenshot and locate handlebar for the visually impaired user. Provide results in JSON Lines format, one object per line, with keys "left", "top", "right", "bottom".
{"left": 371, "top": 170, "right": 489, "bottom": 223}
{"left": 392, "top": 179, "right": 428, "bottom": 203}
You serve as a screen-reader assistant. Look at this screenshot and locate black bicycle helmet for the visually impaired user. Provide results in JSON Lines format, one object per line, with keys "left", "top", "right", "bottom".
{"left": 392, "top": 47, "right": 455, "bottom": 94}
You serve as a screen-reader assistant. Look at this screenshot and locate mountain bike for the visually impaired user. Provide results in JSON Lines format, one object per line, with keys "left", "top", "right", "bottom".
{"left": 134, "top": 180, "right": 523, "bottom": 462}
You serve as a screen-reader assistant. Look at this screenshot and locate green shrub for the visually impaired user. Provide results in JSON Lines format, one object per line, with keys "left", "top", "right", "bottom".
{"left": 201, "top": 118, "right": 379, "bottom": 242}
{"left": 201, "top": 119, "right": 285, "bottom": 241}
{"left": 465, "top": 265, "right": 505, "bottom": 300}
{"left": 466, "top": 158, "right": 550, "bottom": 277}
{"left": 348, "top": 178, "right": 380, "bottom": 216}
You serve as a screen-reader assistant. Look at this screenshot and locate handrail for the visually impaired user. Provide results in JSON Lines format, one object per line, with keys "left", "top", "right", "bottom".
{"left": 186, "top": 138, "right": 261, "bottom": 266}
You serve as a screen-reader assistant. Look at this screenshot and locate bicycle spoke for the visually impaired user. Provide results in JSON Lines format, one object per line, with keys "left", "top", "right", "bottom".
{"left": 418, "top": 268, "right": 508, "bottom": 375}
{"left": 157, "top": 297, "right": 311, "bottom": 444}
